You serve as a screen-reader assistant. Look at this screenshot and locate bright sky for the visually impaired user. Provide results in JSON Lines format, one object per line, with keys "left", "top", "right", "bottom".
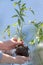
{"left": 0, "top": 0, "right": 43, "bottom": 40}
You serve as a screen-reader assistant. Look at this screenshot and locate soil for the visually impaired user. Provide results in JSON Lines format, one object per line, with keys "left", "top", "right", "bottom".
{"left": 15, "top": 45, "right": 29, "bottom": 57}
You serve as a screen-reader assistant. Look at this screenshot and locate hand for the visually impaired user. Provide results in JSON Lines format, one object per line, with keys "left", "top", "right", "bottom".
{"left": 0, "top": 53, "right": 30, "bottom": 64}
{"left": 3, "top": 38, "right": 24, "bottom": 50}
{"left": 14, "top": 56, "right": 29, "bottom": 64}
{"left": 10, "top": 38, "right": 24, "bottom": 49}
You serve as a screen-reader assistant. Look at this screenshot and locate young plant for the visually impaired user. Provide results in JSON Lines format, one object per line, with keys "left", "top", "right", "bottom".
{"left": 12, "top": 0, "right": 27, "bottom": 41}
{"left": 12, "top": 0, "right": 29, "bottom": 57}
{"left": 3, "top": 0, "right": 35, "bottom": 57}
{"left": 3, "top": 0, "right": 34, "bottom": 41}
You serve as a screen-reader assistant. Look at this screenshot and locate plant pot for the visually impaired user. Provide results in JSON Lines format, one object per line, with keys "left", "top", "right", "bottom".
{"left": 31, "top": 42, "right": 43, "bottom": 65}
{"left": 15, "top": 45, "right": 29, "bottom": 57}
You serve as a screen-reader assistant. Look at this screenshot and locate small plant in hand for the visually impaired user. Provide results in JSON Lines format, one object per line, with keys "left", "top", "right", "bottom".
{"left": 4, "top": 0, "right": 34, "bottom": 57}
{"left": 12, "top": 0, "right": 29, "bottom": 57}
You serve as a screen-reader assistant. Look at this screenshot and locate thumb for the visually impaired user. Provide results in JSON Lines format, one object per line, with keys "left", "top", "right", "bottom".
{"left": 12, "top": 38, "right": 17, "bottom": 41}
{"left": 18, "top": 41, "right": 24, "bottom": 46}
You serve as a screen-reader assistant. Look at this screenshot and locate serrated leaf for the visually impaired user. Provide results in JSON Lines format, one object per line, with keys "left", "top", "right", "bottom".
{"left": 18, "top": 19, "right": 21, "bottom": 26}
{"left": 12, "top": 15, "right": 18, "bottom": 18}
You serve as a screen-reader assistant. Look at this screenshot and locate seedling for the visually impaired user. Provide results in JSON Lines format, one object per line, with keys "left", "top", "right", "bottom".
{"left": 12, "top": 0, "right": 29, "bottom": 57}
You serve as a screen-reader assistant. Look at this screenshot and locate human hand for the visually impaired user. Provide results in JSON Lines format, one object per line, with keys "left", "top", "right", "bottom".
{"left": 0, "top": 53, "right": 30, "bottom": 64}
{"left": 10, "top": 38, "right": 24, "bottom": 49}
{"left": 14, "top": 56, "right": 29, "bottom": 64}
{"left": 3, "top": 38, "right": 24, "bottom": 50}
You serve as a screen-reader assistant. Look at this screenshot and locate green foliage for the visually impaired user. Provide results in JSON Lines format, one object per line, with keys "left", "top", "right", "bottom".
{"left": 18, "top": 18, "right": 21, "bottom": 26}
{"left": 29, "top": 7, "right": 35, "bottom": 15}
{"left": 30, "top": 21, "right": 43, "bottom": 44}
{"left": 12, "top": 15, "right": 18, "bottom": 18}
{"left": 3, "top": 0, "right": 35, "bottom": 46}
{"left": 12, "top": 22, "right": 18, "bottom": 27}
{"left": 29, "top": 40, "right": 35, "bottom": 45}
{"left": 4, "top": 25, "right": 10, "bottom": 37}
{"left": 12, "top": 0, "right": 27, "bottom": 40}
{"left": 15, "top": 9, "right": 20, "bottom": 15}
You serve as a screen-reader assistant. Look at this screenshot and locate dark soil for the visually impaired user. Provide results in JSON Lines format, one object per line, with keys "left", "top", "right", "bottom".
{"left": 15, "top": 45, "right": 29, "bottom": 57}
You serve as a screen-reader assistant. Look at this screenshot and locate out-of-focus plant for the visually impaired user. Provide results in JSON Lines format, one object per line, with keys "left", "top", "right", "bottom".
{"left": 29, "top": 21, "right": 43, "bottom": 45}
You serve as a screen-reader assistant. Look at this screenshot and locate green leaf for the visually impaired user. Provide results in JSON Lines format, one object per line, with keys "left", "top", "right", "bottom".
{"left": 21, "top": 13, "right": 25, "bottom": 16}
{"left": 4, "top": 25, "right": 10, "bottom": 32}
{"left": 12, "top": 15, "right": 18, "bottom": 18}
{"left": 31, "top": 21, "right": 38, "bottom": 28}
{"left": 39, "top": 35, "right": 43, "bottom": 42}
{"left": 4, "top": 25, "right": 10, "bottom": 37}
{"left": 29, "top": 7, "right": 35, "bottom": 15}
{"left": 39, "top": 23, "right": 43, "bottom": 27}
{"left": 29, "top": 40, "right": 35, "bottom": 45}
{"left": 39, "top": 28, "right": 42, "bottom": 35}
{"left": 13, "top": 2, "right": 17, "bottom": 6}
{"left": 22, "top": 3, "right": 26, "bottom": 7}
{"left": 7, "top": 29, "right": 10, "bottom": 37}
{"left": 16, "top": 27, "right": 19, "bottom": 33}
{"left": 30, "top": 10, "right": 35, "bottom": 15}
{"left": 18, "top": 0, "right": 21, "bottom": 4}
{"left": 20, "top": 16, "right": 24, "bottom": 22}
{"left": 18, "top": 19, "right": 21, "bottom": 26}
{"left": 21, "top": 7, "right": 26, "bottom": 11}
{"left": 15, "top": 9, "right": 20, "bottom": 15}
{"left": 12, "top": 22, "right": 18, "bottom": 27}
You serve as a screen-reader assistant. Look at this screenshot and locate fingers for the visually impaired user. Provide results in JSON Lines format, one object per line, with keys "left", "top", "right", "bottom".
{"left": 12, "top": 38, "right": 17, "bottom": 42}
{"left": 16, "top": 56, "right": 29, "bottom": 61}
{"left": 12, "top": 37, "right": 24, "bottom": 46}
{"left": 17, "top": 41, "right": 24, "bottom": 46}
{"left": 15, "top": 56, "right": 30, "bottom": 64}
{"left": 21, "top": 56, "right": 29, "bottom": 61}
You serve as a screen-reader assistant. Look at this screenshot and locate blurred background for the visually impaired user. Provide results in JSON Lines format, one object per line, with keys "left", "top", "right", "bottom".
{"left": 0, "top": 0, "right": 43, "bottom": 65}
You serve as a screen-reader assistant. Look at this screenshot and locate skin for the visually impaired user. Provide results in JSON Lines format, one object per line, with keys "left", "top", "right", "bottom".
{"left": 0, "top": 38, "right": 29, "bottom": 64}
{"left": 0, "top": 38, "right": 23, "bottom": 50}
